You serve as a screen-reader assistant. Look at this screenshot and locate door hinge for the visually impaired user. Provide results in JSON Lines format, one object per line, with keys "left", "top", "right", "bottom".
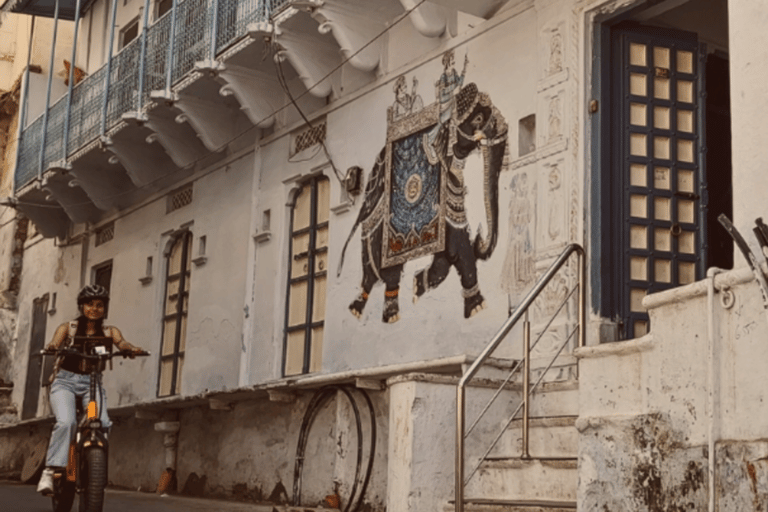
{"left": 589, "top": 100, "right": 599, "bottom": 113}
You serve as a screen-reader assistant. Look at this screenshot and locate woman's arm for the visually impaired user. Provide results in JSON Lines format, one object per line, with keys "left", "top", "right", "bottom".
{"left": 45, "top": 324, "right": 69, "bottom": 351}
{"left": 110, "top": 326, "right": 141, "bottom": 352}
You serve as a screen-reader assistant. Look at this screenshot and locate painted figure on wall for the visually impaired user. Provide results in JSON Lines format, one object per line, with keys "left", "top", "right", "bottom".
{"left": 501, "top": 172, "right": 535, "bottom": 300}
{"left": 391, "top": 75, "right": 424, "bottom": 120}
{"left": 426, "top": 49, "right": 469, "bottom": 161}
{"left": 338, "top": 56, "right": 510, "bottom": 323}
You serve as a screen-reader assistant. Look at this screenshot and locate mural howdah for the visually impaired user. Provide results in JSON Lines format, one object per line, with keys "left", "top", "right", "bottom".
{"left": 338, "top": 50, "right": 510, "bottom": 323}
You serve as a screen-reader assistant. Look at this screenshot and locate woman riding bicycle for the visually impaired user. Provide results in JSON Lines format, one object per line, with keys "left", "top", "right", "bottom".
{"left": 37, "top": 285, "right": 144, "bottom": 495}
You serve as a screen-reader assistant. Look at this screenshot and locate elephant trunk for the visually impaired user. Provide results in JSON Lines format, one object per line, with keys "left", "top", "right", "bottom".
{"left": 473, "top": 128, "right": 509, "bottom": 261}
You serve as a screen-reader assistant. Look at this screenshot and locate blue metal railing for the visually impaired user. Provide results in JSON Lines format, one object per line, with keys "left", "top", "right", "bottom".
{"left": 15, "top": 0, "right": 292, "bottom": 192}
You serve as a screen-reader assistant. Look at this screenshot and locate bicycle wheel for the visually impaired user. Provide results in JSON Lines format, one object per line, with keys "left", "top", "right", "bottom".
{"left": 78, "top": 448, "right": 107, "bottom": 512}
{"left": 52, "top": 477, "right": 76, "bottom": 512}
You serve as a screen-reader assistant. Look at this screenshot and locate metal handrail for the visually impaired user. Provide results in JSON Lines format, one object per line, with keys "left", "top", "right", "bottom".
{"left": 455, "top": 243, "right": 585, "bottom": 512}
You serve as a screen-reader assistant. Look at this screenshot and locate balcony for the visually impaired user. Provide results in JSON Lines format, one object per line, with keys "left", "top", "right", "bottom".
{"left": 8, "top": 0, "right": 500, "bottom": 237}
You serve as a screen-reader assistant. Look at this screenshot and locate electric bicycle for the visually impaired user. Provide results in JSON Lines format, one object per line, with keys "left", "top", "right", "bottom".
{"left": 40, "top": 337, "right": 149, "bottom": 512}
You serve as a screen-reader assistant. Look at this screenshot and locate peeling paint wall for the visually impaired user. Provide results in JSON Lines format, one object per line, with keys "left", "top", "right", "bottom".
{"left": 105, "top": 389, "right": 389, "bottom": 510}
{"left": 578, "top": 267, "right": 768, "bottom": 510}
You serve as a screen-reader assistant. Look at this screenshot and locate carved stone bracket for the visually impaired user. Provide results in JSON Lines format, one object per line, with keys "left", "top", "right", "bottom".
{"left": 68, "top": 145, "right": 136, "bottom": 211}
{"left": 399, "top": 0, "right": 453, "bottom": 38}
{"left": 249, "top": 18, "right": 338, "bottom": 98}
{"left": 200, "top": 62, "right": 282, "bottom": 128}
{"left": 294, "top": 0, "right": 399, "bottom": 73}
{"left": 170, "top": 92, "right": 243, "bottom": 152}
{"left": 13, "top": 182, "right": 70, "bottom": 239}
{"left": 41, "top": 169, "right": 102, "bottom": 224}
{"left": 101, "top": 123, "right": 180, "bottom": 188}
{"left": 141, "top": 98, "right": 209, "bottom": 168}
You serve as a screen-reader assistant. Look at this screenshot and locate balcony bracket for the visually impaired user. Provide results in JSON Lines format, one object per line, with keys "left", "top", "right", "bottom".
{"left": 139, "top": 101, "right": 209, "bottom": 169}
{"left": 198, "top": 62, "right": 281, "bottom": 129}
{"left": 293, "top": 0, "right": 397, "bottom": 73}
{"left": 171, "top": 92, "right": 243, "bottom": 152}
{"left": 13, "top": 182, "right": 70, "bottom": 239}
{"left": 67, "top": 148, "right": 136, "bottom": 212}
{"left": 399, "top": 0, "right": 454, "bottom": 38}
{"left": 250, "top": 17, "right": 337, "bottom": 98}
{"left": 41, "top": 169, "right": 102, "bottom": 224}
{"left": 102, "top": 122, "right": 182, "bottom": 188}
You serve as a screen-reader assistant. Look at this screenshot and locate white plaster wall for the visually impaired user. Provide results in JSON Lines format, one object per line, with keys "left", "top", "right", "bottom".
{"left": 89, "top": 153, "right": 254, "bottom": 401}
{"left": 11, "top": 236, "right": 81, "bottom": 415}
{"left": 728, "top": 0, "right": 768, "bottom": 261}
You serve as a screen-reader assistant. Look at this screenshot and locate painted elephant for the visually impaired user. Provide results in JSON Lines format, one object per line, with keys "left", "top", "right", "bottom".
{"left": 337, "top": 83, "right": 509, "bottom": 323}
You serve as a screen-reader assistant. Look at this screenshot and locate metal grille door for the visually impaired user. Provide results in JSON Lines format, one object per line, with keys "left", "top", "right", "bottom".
{"left": 612, "top": 26, "right": 705, "bottom": 339}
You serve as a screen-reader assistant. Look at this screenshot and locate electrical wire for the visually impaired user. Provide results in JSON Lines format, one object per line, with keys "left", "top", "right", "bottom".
{"left": 9, "top": 0, "right": 430, "bottom": 211}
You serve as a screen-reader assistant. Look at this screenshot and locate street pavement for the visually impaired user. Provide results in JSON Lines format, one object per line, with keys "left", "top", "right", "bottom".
{"left": 0, "top": 480, "right": 279, "bottom": 511}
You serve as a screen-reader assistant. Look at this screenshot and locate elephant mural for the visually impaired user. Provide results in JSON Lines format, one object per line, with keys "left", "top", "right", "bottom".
{"left": 337, "top": 80, "right": 509, "bottom": 323}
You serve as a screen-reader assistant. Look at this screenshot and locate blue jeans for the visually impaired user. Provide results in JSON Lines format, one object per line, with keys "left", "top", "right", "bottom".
{"left": 45, "top": 370, "right": 111, "bottom": 468}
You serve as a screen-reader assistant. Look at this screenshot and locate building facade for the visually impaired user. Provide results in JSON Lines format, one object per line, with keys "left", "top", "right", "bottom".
{"left": 0, "top": 0, "right": 766, "bottom": 510}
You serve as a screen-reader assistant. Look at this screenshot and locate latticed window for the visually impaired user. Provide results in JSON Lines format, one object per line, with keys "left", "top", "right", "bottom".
{"left": 292, "top": 122, "right": 326, "bottom": 156}
{"left": 284, "top": 176, "right": 330, "bottom": 376}
{"left": 158, "top": 231, "right": 192, "bottom": 397}
{"left": 167, "top": 184, "right": 193, "bottom": 213}
{"left": 95, "top": 223, "right": 115, "bottom": 246}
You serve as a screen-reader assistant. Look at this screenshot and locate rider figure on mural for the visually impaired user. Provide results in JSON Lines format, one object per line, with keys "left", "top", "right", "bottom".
{"left": 37, "top": 285, "right": 144, "bottom": 495}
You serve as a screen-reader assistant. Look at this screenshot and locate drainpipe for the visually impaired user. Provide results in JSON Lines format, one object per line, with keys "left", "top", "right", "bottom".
{"left": 38, "top": 0, "right": 61, "bottom": 178}
{"left": 62, "top": 0, "right": 83, "bottom": 160}
{"left": 707, "top": 267, "right": 726, "bottom": 512}
{"left": 12, "top": 15, "right": 35, "bottom": 196}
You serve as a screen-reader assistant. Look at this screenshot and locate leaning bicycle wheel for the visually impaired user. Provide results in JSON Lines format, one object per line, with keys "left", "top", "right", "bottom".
{"left": 51, "top": 476, "right": 76, "bottom": 512}
{"left": 78, "top": 448, "right": 107, "bottom": 512}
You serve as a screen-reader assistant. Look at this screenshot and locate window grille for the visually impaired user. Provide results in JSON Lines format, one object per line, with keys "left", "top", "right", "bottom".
{"left": 95, "top": 223, "right": 115, "bottom": 246}
{"left": 167, "top": 184, "right": 193, "bottom": 213}
{"left": 292, "top": 122, "right": 326, "bottom": 156}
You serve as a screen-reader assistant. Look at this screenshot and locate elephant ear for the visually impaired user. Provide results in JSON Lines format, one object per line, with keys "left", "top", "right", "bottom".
{"left": 456, "top": 83, "right": 479, "bottom": 124}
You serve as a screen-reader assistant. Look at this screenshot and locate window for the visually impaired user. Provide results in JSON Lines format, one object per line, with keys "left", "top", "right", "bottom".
{"left": 120, "top": 18, "right": 139, "bottom": 49}
{"left": 156, "top": 0, "right": 172, "bottom": 19}
{"left": 283, "top": 176, "right": 330, "bottom": 376}
{"left": 93, "top": 260, "right": 113, "bottom": 293}
{"left": 158, "top": 231, "right": 192, "bottom": 396}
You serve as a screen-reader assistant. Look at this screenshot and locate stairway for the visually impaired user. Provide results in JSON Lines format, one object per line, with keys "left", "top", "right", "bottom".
{"left": 449, "top": 379, "right": 579, "bottom": 511}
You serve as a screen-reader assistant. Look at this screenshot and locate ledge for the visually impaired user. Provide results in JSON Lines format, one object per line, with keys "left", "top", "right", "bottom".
{"left": 574, "top": 334, "right": 654, "bottom": 360}
{"left": 642, "top": 265, "right": 757, "bottom": 311}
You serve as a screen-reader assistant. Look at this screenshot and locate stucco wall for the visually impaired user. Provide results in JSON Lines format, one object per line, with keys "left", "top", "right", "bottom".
{"left": 728, "top": 0, "right": 768, "bottom": 261}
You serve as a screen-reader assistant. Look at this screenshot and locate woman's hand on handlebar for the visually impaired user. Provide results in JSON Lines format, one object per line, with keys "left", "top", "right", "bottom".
{"left": 119, "top": 348, "right": 150, "bottom": 359}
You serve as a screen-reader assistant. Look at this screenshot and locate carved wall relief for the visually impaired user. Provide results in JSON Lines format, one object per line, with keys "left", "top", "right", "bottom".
{"left": 501, "top": 171, "right": 535, "bottom": 302}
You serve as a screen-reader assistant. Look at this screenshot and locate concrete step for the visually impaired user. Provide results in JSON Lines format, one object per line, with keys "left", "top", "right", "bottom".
{"left": 499, "top": 416, "right": 578, "bottom": 459}
{"left": 445, "top": 498, "right": 577, "bottom": 511}
{"left": 465, "top": 457, "right": 577, "bottom": 503}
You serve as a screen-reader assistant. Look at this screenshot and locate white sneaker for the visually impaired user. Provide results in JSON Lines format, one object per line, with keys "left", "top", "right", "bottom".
{"left": 37, "top": 468, "right": 54, "bottom": 495}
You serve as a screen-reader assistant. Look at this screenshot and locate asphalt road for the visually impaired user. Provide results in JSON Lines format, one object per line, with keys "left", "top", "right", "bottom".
{"left": 0, "top": 480, "right": 276, "bottom": 511}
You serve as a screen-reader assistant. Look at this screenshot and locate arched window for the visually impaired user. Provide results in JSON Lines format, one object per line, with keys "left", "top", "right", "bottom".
{"left": 283, "top": 176, "right": 330, "bottom": 376}
{"left": 158, "top": 231, "right": 192, "bottom": 396}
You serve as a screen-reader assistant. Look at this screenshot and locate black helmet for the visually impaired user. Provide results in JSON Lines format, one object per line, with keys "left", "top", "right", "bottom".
{"left": 77, "top": 284, "right": 110, "bottom": 305}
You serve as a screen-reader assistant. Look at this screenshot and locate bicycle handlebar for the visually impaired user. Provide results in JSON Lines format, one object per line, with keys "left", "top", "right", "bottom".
{"left": 37, "top": 348, "right": 150, "bottom": 359}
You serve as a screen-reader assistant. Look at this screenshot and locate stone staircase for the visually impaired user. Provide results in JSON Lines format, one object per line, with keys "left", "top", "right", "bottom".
{"left": 0, "top": 382, "right": 18, "bottom": 424}
{"left": 448, "top": 377, "right": 579, "bottom": 511}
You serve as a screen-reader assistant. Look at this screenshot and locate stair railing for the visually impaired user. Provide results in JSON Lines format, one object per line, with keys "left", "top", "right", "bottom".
{"left": 455, "top": 243, "right": 585, "bottom": 512}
